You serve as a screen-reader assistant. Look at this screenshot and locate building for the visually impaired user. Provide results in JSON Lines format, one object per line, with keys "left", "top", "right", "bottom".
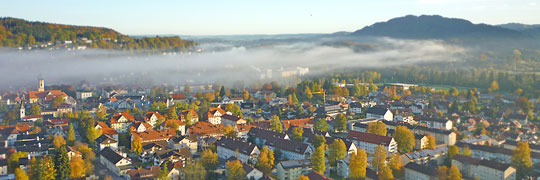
{"left": 95, "top": 134, "right": 118, "bottom": 151}
{"left": 76, "top": 91, "right": 93, "bottom": 100}
{"left": 404, "top": 162, "right": 437, "bottom": 180}
{"left": 216, "top": 137, "right": 259, "bottom": 163}
{"left": 180, "top": 110, "right": 199, "bottom": 124}
{"left": 346, "top": 131, "right": 397, "bottom": 154}
{"left": 366, "top": 107, "right": 393, "bottom": 121}
{"left": 222, "top": 114, "right": 247, "bottom": 127}
{"left": 277, "top": 159, "right": 312, "bottom": 180}
{"left": 110, "top": 112, "right": 135, "bottom": 133}
{"left": 144, "top": 112, "right": 163, "bottom": 128}
{"left": 421, "top": 117, "right": 453, "bottom": 130}
{"left": 99, "top": 147, "right": 133, "bottom": 176}
{"left": 452, "top": 154, "right": 516, "bottom": 180}
{"left": 132, "top": 129, "right": 176, "bottom": 143}
{"left": 207, "top": 107, "right": 226, "bottom": 125}
{"left": 265, "top": 138, "right": 313, "bottom": 160}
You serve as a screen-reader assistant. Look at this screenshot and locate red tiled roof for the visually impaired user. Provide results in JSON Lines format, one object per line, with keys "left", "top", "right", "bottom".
{"left": 110, "top": 112, "right": 135, "bottom": 124}
{"left": 347, "top": 131, "right": 394, "bottom": 146}
{"left": 282, "top": 117, "right": 314, "bottom": 130}
{"left": 208, "top": 108, "right": 226, "bottom": 118}
{"left": 27, "top": 90, "right": 67, "bottom": 100}
{"left": 132, "top": 129, "right": 176, "bottom": 143}
{"left": 188, "top": 121, "right": 225, "bottom": 136}
{"left": 101, "top": 127, "right": 119, "bottom": 135}
{"left": 144, "top": 112, "right": 163, "bottom": 121}
{"left": 171, "top": 93, "right": 185, "bottom": 100}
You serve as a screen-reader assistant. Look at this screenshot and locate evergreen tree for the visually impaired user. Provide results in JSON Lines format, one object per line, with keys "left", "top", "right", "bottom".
{"left": 54, "top": 146, "right": 71, "bottom": 180}
{"left": 42, "top": 155, "right": 57, "bottom": 180}
{"left": 219, "top": 86, "right": 226, "bottom": 98}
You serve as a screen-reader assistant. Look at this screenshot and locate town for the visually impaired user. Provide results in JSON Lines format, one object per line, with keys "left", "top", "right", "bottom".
{"left": 0, "top": 75, "right": 538, "bottom": 180}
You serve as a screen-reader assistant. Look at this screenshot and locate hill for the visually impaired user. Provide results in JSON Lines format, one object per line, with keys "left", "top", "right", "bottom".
{"left": 496, "top": 23, "right": 540, "bottom": 31}
{"left": 0, "top": 17, "right": 195, "bottom": 51}
{"left": 351, "top": 15, "right": 523, "bottom": 39}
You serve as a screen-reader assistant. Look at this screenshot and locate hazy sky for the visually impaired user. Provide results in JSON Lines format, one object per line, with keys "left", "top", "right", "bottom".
{"left": 1, "top": 0, "right": 539, "bottom": 35}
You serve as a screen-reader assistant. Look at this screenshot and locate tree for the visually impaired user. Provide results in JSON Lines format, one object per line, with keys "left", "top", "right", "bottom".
{"left": 219, "top": 86, "right": 226, "bottom": 98}
{"left": 15, "top": 168, "right": 29, "bottom": 180}
{"left": 30, "top": 104, "right": 41, "bottom": 115}
{"left": 132, "top": 136, "right": 142, "bottom": 155}
{"left": 183, "top": 160, "right": 206, "bottom": 180}
{"left": 314, "top": 118, "right": 328, "bottom": 132}
{"left": 42, "top": 155, "right": 57, "bottom": 180}
{"left": 313, "top": 134, "right": 326, "bottom": 149}
{"left": 27, "top": 34, "right": 36, "bottom": 45}
{"left": 328, "top": 139, "right": 346, "bottom": 166}
{"left": 297, "top": 175, "right": 309, "bottom": 180}
{"left": 67, "top": 124, "right": 75, "bottom": 145}
{"left": 70, "top": 156, "right": 85, "bottom": 178}
{"left": 426, "top": 135, "right": 437, "bottom": 149}
{"left": 372, "top": 145, "right": 387, "bottom": 171}
{"left": 256, "top": 147, "right": 274, "bottom": 175}
{"left": 96, "top": 105, "right": 107, "bottom": 120}
{"left": 8, "top": 152, "right": 27, "bottom": 173}
{"left": 511, "top": 141, "right": 533, "bottom": 179}
{"left": 157, "top": 162, "right": 170, "bottom": 180}
{"left": 448, "top": 164, "right": 462, "bottom": 180}
{"left": 394, "top": 126, "right": 415, "bottom": 153}
{"left": 51, "top": 96, "right": 66, "bottom": 109}
{"left": 305, "top": 86, "right": 313, "bottom": 99}
{"left": 312, "top": 145, "right": 326, "bottom": 173}
{"left": 368, "top": 121, "right": 387, "bottom": 136}
{"left": 242, "top": 89, "right": 250, "bottom": 101}
{"left": 461, "top": 146, "right": 472, "bottom": 156}
{"left": 334, "top": 114, "right": 347, "bottom": 132}
{"left": 53, "top": 135, "right": 66, "bottom": 148}
{"left": 450, "top": 87, "right": 459, "bottom": 97}
{"left": 291, "top": 93, "right": 299, "bottom": 105}
{"left": 291, "top": 127, "right": 304, "bottom": 141}
{"left": 54, "top": 146, "right": 71, "bottom": 180}
{"left": 226, "top": 160, "right": 247, "bottom": 180}
{"left": 489, "top": 80, "right": 499, "bottom": 93}
{"left": 184, "top": 111, "right": 195, "bottom": 126}
{"left": 167, "top": 106, "right": 178, "bottom": 120}
{"left": 448, "top": 145, "right": 459, "bottom": 159}
{"left": 86, "top": 126, "right": 98, "bottom": 146}
{"left": 270, "top": 115, "right": 282, "bottom": 132}
{"left": 349, "top": 149, "right": 367, "bottom": 180}
{"left": 201, "top": 149, "right": 218, "bottom": 170}
{"left": 389, "top": 153, "right": 403, "bottom": 178}
{"left": 224, "top": 125, "right": 238, "bottom": 138}
{"left": 437, "top": 166, "right": 449, "bottom": 180}
{"left": 379, "top": 165, "right": 394, "bottom": 180}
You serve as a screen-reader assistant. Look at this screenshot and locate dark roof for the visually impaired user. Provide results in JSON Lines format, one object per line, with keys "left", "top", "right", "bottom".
{"left": 366, "top": 107, "right": 389, "bottom": 115}
{"left": 248, "top": 127, "right": 288, "bottom": 140}
{"left": 404, "top": 162, "right": 437, "bottom": 176}
{"left": 305, "top": 171, "right": 333, "bottom": 180}
{"left": 504, "top": 140, "right": 540, "bottom": 151}
{"left": 455, "top": 142, "right": 540, "bottom": 160}
{"left": 366, "top": 168, "right": 379, "bottom": 180}
{"left": 222, "top": 114, "right": 241, "bottom": 122}
{"left": 216, "top": 137, "right": 257, "bottom": 155}
{"left": 95, "top": 134, "right": 117, "bottom": 144}
{"left": 347, "top": 131, "right": 393, "bottom": 146}
{"left": 100, "top": 147, "right": 124, "bottom": 164}
{"left": 265, "top": 138, "right": 311, "bottom": 154}
{"left": 452, "top": 154, "right": 512, "bottom": 171}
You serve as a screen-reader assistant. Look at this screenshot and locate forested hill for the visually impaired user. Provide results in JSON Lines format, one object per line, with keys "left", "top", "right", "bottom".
{"left": 0, "top": 17, "right": 196, "bottom": 51}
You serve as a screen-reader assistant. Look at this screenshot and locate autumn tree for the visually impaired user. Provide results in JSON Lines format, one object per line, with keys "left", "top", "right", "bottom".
{"left": 394, "top": 125, "right": 415, "bottom": 153}
{"left": 53, "top": 135, "right": 66, "bottom": 148}
{"left": 334, "top": 114, "right": 347, "bottom": 132}
{"left": 450, "top": 87, "right": 459, "bottom": 97}
{"left": 51, "top": 96, "right": 66, "bottom": 109}
{"left": 15, "top": 168, "right": 29, "bottom": 180}
{"left": 132, "top": 136, "right": 143, "bottom": 155}
{"left": 349, "top": 149, "right": 367, "bottom": 180}
{"left": 270, "top": 115, "right": 282, "bottom": 132}
{"left": 389, "top": 153, "right": 403, "bottom": 178}
{"left": 297, "top": 175, "right": 309, "bottom": 180}
{"left": 461, "top": 146, "right": 472, "bottom": 156}
{"left": 426, "top": 135, "right": 437, "bottom": 149}
{"left": 314, "top": 118, "right": 328, "bottom": 132}
{"left": 167, "top": 106, "right": 178, "bottom": 120}
{"left": 328, "top": 139, "right": 346, "bottom": 166}
{"left": 201, "top": 149, "right": 218, "bottom": 170}
{"left": 437, "top": 166, "right": 449, "bottom": 180}
{"left": 70, "top": 155, "right": 85, "bottom": 178}
{"left": 8, "top": 152, "right": 27, "bottom": 173}
{"left": 312, "top": 145, "right": 326, "bottom": 173}
{"left": 42, "top": 155, "right": 57, "bottom": 180}
{"left": 291, "top": 127, "right": 304, "bottom": 141}
{"left": 379, "top": 165, "right": 394, "bottom": 180}
{"left": 226, "top": 160, "right": 247, "bottom": 180}
{"left": 67, "top": 124, "right": 76, "bottom": 145}
{"left": 305, "top": 86, "right": 313, "bottom": 99}
{"left": 368, "top": 121, "right": 387, "bottom": 136}
{"left": 313, "top": 134, "right": 326, "bottom": 149}
{"left": 448, "top": 145, "right": 459, "bottom": 159}
{"left": 242, "top": 89, "right": 250, "bottom": 101}
{"left": 30, "top": 104, "right": 41, "bottom": 115}
{"left": 511, "top": 141, "right": 533, "bottom": 179}
{"left": 448, "top": 164, "right": 462, "bottom": 180}
{"left": 489, "top": 80, "right": 499, "bottom": 93}
{"left": 372, "top": 145, "right": 388, "bottom": 171}
{"left": 183, "top": 160, "right": 206, "bottom": 180}
{"left": 96, "top": 105, "right": 107, "bottom": 120}
{"left": 256, "top": 147, "right": 275, "bottom": 175}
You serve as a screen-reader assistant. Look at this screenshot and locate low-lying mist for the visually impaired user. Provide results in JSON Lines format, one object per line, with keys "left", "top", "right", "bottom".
{"left": 0, "top": 37, "right": 465, "bottom": 89}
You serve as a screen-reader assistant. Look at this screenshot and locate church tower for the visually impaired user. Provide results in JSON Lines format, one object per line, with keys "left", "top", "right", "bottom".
{"left": 38, "top": 79, "right": 45, "bottom": 92}
{"left": 19, "top": 103, "right": 25, "bottom": 120}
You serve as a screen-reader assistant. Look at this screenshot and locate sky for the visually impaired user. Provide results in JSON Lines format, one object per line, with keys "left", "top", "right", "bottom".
{"left": 1, "top": 0, "right": 539, "bottom": 35}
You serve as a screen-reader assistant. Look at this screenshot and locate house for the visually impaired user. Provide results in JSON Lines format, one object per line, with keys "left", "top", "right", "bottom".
{"left": 180, "top": 110, "right": 199, "bottom": 124}
{"left": 366, "top": 107, "right": 393, "bottom": 121}
{"left": 337, "top": 158, "right": 378, "bottom": 180}
{"left": 248, "top": 127, "right": 290, "bottom": 146}
{"left": 348, "top": 102, "right": 363, "bottom": 114}
{"left": 207, "top": 107, "right": 227, "bottom": 125}
{"left": 421, "top": 117, "right": 453, "bottom": 130}
{"left": 153, "top": 148, "right": 192, "bottom": 166}
{"left": 393, "top": 112, "right": 416, "bottom": 124}
{"left": 140, "top": 141, "right": 170, "bottom": 163}
{"left": 27, "top": 89, "right": 68, "bottom": 104}
{"left": 265, "top": 138, "right": 313, "bottom": 160}
{"left": 169, "top": 136, "right": 198, "bottom": 154}
{"left": 0, "top": 159, "right": 7, "bottom": 176}
{"left": 171, "top": 93, "right": 188, "bottom": 104}
{"left": 414, "top": 134, "right": 428, "bottom": 150}
{"left": 187, "top": 122, "right": 225, "bottom": 137}
{"left": 131, "top": 121, "right": 153, "bottom": 133}
{"left": 243, "top": 162, "right": 264, "bottom": 180}
{"left": 95, "top": 134, "right": 118, "bottom": 151}
{"left": 347, "top": 131, "right": 397, "bottom": 154}
{"left": 305, "top": 171, "right": 333, "bottom": 180}
{"left": 144, "top": 112, "right": 163, "bottom": 128}
{"left": 236, "top": 123, "right": 256, "bottom": 140}
{"left": 455, "top": 142, "right": 540, "bottom": 164}
{"left": 132, "top": 129, "right": 176, "bottom": 143}
{"left": 76, "top": 91, "right": 93, "bottom": 100}
{"left": 277, "top": 159, "right": 312, "bottom": 180}
{"left": 452, "top": 154, "right": 516, "bottom": 180}
{"left": 110, "top": 112, "right": 135, "bottom": 133}
{"left": 127, "top": 166, "right": 160, "bottom": 180}
{"left": 403, "top": 146, "right": 448, "bottom": 165}
{"left": 404, "top": 162, "right": 437, "bottom": 180}
{"left": 99, "top": 147, "right": 133, "bottom": 176}
{"left": 222, "top": 114, "right": 246, "bottom": 126}
{"left": 216, "top": 137, "right": 259, "bottom": 163}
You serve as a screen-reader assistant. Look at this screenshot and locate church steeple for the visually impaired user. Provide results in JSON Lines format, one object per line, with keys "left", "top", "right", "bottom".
{"left": 38, "top": 79, "right": 45, "bottom": 92}
{"left": 19, "top": 103, "right": 25, "bottom": 120}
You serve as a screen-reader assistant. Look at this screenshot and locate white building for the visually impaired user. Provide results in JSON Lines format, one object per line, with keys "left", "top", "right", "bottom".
{"left": 216, "top": 138, "right": 259, "bottom": 163}
{"left": 366, "top": 107, "right": 393, "bottom": 121}
{"left": 346, "top": 131, "right": 397, "bottom": 155}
